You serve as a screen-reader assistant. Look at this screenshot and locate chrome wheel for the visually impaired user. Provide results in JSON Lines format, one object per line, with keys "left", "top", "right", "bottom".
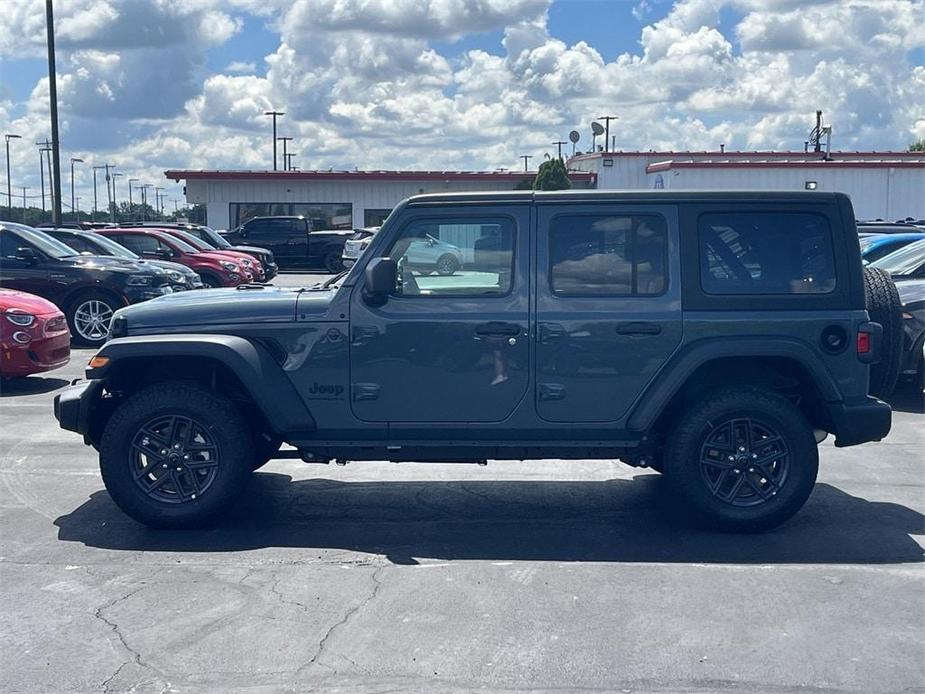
{"left": 130, "top": 415, "right": 220, "bottom": 504}
{"left": 699, "top": 416, "right": 790, "bottom": 507}
{"left": 73, "top": 299, "right": 114, "bottom": 342}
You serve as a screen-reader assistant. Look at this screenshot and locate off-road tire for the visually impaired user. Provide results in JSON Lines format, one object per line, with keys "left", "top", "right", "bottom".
{"left": 100, "top": 381, "right": 253, "bottom": 528}
{"left": 435, "top": 254, "right": 460, "bottom": 276}
{"left": 664, "top": 387, "right": 818, "bottom": 533}
{"left": 864, "top": 266, "right": 903, "bottom": 399}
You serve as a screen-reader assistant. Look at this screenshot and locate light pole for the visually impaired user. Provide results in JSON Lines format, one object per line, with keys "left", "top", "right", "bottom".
{"left": 36, "top": 140, "right": 51, "bottom": 222}
{"left": 92, "top": 165, "right": 107, "bottom": 217}
{"left": 128, "top": 178, "right": 139, "bottom": 218}
{"left": 140, "top": 184, "right": 153, "bottom": 221}
{"left": 103, "top": 163, "right": 116, "bottom": 222}
{"left": 110, "top": 172, "right": 123, "bottom": 221}
{"left": 45, "top": 0, "right": 63, "bottom": 225}
{"left": 75, "top": 195, "right": 80, "bottom": 219}
{"left": 154, "top": 187, "right": 164, "bottom": 218}
{"left": 264, "top": 110, "right": 285, "bottom": 170}
{"left": 21, "top": 187, "right": 29, "bottom": 222}
{"left": 598, "top": 115, "right": 618, "bottom": 152}
{"left": 520, "top": 154, "right": 532, "bottom": 172}
{"left": 278, "top": 137, "right": 293, "bottom": 170}
{"left": 284, "top": 152, "right": 296, "bottom": 171}
{"left": 5, "top": 134, "right": 21, "bottom": 219}
{"left": 552, "top": 141, "right": 566, "bottom": 160}
{"left": 69, "top": 157, "right": 84, "bottom": 221}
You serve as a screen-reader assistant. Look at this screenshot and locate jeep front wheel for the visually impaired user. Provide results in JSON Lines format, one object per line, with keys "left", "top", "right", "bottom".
{"left": 100, "top": 382, "right": 253, "bottom": 528}
{"left": 664, "top": 387, "right": 818, "bottom": 532}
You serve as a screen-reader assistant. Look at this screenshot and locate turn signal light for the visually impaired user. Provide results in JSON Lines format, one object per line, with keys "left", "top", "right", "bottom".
{"left": 88, "top": 356, "right": 110, "bottom": 369}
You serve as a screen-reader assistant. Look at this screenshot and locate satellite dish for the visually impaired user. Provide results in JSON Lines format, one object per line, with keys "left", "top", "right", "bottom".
{"left": 591, "top": 121, "right": 605, "bottom": 136}
{"left": 569, "top": 130, "right": 580, "bottom": 143}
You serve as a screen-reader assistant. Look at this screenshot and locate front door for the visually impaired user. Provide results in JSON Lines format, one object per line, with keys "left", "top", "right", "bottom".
{"left": 535, "top": 203, "right": 683, "bottom": 422}
{"left": 349, "top": 205, "right": 530, "bottom": 423}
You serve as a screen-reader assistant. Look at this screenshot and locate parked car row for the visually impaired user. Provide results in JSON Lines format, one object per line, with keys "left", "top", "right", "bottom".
{"left": 222, "top": 216, "right": 351, "bottom": 273}
{"left": 0, "top": 220, "right": 280, "bottom": 351}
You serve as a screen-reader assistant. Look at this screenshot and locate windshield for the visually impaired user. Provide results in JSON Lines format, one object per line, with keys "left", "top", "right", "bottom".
{"left": 157, "top": 233, "right": 199, "bottom": 254}
{"left": 7, "top": 225, "right": 79, "bottom": 259}
{"left": 170, "top": 229, "right": 215, "bottom": 251}
{"left": 196, "top": 226, "right": 232, "bottom": 249}
{"left": 83, "top": 233, "right": 140, "bottom": 259}
{"left": 870, "top": 239, "right": 925, "bottom": 276}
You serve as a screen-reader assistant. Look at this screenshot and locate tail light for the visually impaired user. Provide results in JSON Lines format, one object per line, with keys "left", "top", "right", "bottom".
{"left": 857, "top": 322, "right": 882, "bottom": 364}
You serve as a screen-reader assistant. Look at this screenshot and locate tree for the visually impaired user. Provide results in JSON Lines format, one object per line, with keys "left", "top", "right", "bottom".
{"left": 910, "top": 138, "right": 925, "bottom": 152}
{"left": 532, "top": 158, "right": 571, "bottom": 191}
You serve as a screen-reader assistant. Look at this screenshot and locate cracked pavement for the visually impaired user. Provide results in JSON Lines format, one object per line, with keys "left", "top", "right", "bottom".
{"left": 1, "top": 295, "right": 923, "bottom": 692}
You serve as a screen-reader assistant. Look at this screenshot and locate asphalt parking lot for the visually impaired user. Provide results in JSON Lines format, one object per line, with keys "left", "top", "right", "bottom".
{"left": 1, "top": 273, "right": 923, "bottom": 693}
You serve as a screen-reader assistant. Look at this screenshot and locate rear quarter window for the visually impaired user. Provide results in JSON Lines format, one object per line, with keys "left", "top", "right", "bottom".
{"left": 699, "top": 211, "right": 836, "bottom": 295}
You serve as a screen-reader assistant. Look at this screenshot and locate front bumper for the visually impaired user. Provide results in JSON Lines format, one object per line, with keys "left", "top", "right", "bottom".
{"left": 827, "top": 396, "right": 892, "bottom": 447}
{"left": 54, "top": 379, "right": 103, "bottom": 437}
{"left": 1, "top": 331, "right": 70, "bottom": 378}
{"left": 263, "top": 262, "right": 278, "bottom": 281}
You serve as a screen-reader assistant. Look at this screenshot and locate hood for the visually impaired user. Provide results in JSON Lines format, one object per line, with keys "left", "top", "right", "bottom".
{"left": 0, "top": 288, "right": 61, "bottom": 315}
{"left": 139, "top": 259, "right": 197, "bottom": 277}
{"left": 231, "top": 244, "right": 273, "bottom": 258}
{"left": 895, "top": 279, "right": 925, "bottom": 308}
{"left": 67, "top": 255, "right": 163, "bottom": 275}
{"left": 115, "top": 285, "right": 305, "bottom": 331}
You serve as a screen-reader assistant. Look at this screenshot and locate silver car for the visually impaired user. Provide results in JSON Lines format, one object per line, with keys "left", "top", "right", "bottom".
{"left": 342, "top": 228, "right": 464, "bottom": 276}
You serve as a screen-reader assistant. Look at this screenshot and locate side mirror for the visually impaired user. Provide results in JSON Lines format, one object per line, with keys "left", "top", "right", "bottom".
{"left": 154, "top": 248, "right": 172, "bottom": 259}
{"left": 363, "top": 257, "right": 397, "bottom": 305}
{"left": 15, "top": 247, "right": 37, "bottom": 264}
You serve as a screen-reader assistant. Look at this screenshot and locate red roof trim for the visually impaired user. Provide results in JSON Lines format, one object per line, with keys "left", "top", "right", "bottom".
{"left": 165, "top": 169, "right": 596, "bottom": 182}
{"left": 570, "top": 150, "right": 925, "bottom": 163}
{"left": 646, "top": 161, "right": 925, "bottom": 173}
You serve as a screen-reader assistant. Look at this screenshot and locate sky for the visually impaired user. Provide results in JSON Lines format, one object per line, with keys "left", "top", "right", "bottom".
{"left": 1, "top": 0, "right": 923, "bottom": 211}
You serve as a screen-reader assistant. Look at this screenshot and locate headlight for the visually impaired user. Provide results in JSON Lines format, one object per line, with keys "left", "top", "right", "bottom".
{"left": 240, "top": 258, "right": 253, "bottom": 266}
{"left": 126, "top": 275, "right": 153, "bottom": 286}
{"left": 166, "top": 270, "right": 184, "bottom": 283}
{"left": 4, "top": 310, "right": 35, "bottom": 327}
{"left": 220, "top": 260, "right": 238, "bottom": 271}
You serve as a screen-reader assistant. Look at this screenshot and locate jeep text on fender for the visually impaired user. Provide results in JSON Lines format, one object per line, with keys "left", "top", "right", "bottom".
{"left": 54, "top": 191, "right": 892, "bottom": 531}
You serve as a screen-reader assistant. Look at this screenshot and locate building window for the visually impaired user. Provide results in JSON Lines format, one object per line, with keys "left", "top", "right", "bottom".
{"left": 230, "top": 203, "right": 352, "bottom": 230}
{"left": 364, "top": 208, "right": 392, "bottom": 227}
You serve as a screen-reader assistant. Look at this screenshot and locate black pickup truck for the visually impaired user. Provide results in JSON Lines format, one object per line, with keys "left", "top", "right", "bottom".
{"left": 55, "top": 191, "right": 896, "bottom": 532}
{"left": 222, "top": 216, "right": 350, "bottom": 273}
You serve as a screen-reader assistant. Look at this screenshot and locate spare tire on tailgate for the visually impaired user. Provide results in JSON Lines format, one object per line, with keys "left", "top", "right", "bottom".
{"left": 863, "top": 266, "right": 903, "bottom": 399}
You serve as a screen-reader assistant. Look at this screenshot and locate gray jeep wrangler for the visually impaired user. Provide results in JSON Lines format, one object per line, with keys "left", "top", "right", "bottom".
{"left": 55, "top": 191, "right": 893, "bottom": 532}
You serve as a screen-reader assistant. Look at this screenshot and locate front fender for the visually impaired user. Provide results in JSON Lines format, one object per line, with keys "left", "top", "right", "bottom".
{"left": 87, "top": 334, "right": 316, "bottom": 433}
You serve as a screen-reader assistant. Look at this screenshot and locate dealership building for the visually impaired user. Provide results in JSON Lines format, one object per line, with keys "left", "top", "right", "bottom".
{"left": 568, "top": 150, "right": 925, "bottom": 221}
{"left": 165, "top": 169, "right": 597, "bottom": 231}
{"left": 167, "top": 150, "right": 924, "bottom": 230}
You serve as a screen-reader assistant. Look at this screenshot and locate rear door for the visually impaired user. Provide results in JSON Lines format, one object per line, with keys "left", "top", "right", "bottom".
{"left": 535, "top": 203, "right": 682, "bottom": 422}
{"left": 0, "top": 231, "right": 52, "bottom": 298}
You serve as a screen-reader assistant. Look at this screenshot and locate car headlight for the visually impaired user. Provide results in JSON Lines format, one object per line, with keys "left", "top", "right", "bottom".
{"left": 166, "top": 270, "right": 184, "bottom": 283}
{"left": 126, "top": 275, "right": 153, "bottom": 286}
{"left": 220, "top": 260, "right": 238, "bottom": 271}
{"left": 4, "top": 310, "right": 35, "bottom": 326}
{"left": 240, "top": 258, "right": 253, "bottom": 266}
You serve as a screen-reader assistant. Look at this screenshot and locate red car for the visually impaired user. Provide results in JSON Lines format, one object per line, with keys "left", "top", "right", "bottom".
{"left": 1, "top": 289, "right": 70, "bottom": 379}
{"left": 98, "top": 229, "right": 248, "bottom": 287}
{"left": 155, "top": 228, "right": 265, "bottom": 281}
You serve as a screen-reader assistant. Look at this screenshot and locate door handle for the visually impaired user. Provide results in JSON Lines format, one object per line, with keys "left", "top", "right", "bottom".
{"left": 538, "top": 323, "right": 567, "bottom": 342}
{"left": 615, "top": 322, "right": 662, "bottom": 336}
{"left": 475, "top": 322, "right": 521, "bottom": 337}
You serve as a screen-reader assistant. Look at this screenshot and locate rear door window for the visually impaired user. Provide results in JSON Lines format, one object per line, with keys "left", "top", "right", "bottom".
{"left": 699, "top": 212, "right": 836, "bottom": 294}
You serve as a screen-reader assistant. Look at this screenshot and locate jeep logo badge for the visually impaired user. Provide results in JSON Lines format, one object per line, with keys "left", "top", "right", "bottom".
{"left": 308, "top": 382, "right": 345, "bottom": 398}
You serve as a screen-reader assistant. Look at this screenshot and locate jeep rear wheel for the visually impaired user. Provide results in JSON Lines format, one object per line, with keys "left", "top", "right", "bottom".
{"left": 863, "top": 266, "right": 903, "bottom": 399}
{"left": 100, "top": 382, "right": 253, "bottom": 528}
{"left": 664, "top": 387, "right": 818, "bottom": 532}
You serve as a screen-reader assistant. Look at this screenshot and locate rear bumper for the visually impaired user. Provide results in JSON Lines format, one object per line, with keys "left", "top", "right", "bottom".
{"left": 54, "top": 380, "right": 103, "bottom": 436}
{"left": 828, "top": 396, "right": 892, "bottom": 447}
